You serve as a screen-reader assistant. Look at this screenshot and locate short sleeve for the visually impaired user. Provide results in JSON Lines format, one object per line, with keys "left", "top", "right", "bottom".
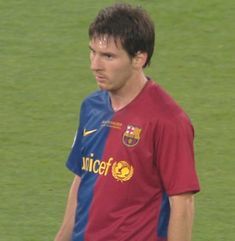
{"left": 66, "top": 102, "right": 86, "bottom": 176}
{"left": 155, "top": 114, "right": 200, "bottom": 196}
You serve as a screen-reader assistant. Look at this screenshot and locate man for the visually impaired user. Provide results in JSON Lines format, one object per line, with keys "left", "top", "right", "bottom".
{"left": 54, "top": 3, "right": 200, "bottom": 241}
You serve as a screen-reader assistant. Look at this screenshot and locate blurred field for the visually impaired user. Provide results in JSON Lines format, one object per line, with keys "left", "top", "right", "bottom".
{"left": 0, "top": 0, "right": 234, "bottom": 240}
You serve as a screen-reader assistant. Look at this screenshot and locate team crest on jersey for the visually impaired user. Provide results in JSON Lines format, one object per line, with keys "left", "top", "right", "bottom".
{"left": 112, "top": 161, "right": 134, "bottom": 182}
{"left": 122, "top": 125, "right": 142, "bottom": 147}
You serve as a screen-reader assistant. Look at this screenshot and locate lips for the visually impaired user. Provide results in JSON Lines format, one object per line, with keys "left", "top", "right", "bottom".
{"left": 96, "top": 75, "right": 105, "bottom": 80}
{"left": 94, "top": 73, "right": 106, "bottom": 82}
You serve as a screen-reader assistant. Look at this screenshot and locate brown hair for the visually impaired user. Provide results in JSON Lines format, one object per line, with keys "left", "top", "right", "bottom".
{"left": 89, "top": 3, "right": 155, "bottom": 68}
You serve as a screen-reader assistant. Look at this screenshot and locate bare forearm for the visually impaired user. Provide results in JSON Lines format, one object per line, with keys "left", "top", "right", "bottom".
{"left": 54, "top": 222, "right": 74, "bottom": 241}
{"left": 168, "top": 194, "right": 195, "bottom": 241}
{"left": 54, "top": 176, "right": 80, "bottom": 241}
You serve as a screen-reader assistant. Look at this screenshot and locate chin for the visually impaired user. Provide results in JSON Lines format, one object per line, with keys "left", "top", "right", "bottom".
{"left": 97, "top": 82, "right": 115, "bottom": 92}
{"left": 97, "top": 83, "right": 107, "bottom": 90}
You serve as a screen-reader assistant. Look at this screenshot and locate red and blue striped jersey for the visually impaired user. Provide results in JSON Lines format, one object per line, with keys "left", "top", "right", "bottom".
{"left": 66, "top": 80, "right": 200, "bottom": 241}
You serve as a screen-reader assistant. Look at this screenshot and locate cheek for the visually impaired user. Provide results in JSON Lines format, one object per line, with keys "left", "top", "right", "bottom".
{"left": 110, "top": 61, "right": 132, "bottom": 77}
{"left": 117, "top": 64, "right": 133, "bottom": 79}
{"left": 111, "top": 67, "right": 133, "bottom": 87}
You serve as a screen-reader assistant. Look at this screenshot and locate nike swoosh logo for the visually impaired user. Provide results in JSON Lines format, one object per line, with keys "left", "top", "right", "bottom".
{"left": 83, "top": 129, "right": 97, "bottom": 137}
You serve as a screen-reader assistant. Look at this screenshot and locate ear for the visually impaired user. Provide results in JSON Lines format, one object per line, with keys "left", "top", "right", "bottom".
{"left": 133, "top": 51, "right": 148, "bottom": 68}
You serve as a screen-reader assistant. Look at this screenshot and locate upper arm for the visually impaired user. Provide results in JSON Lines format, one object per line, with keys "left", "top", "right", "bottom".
{"left": 155, "top": 116, "right": 200, "bottom": 196}
{"left": 169, "top": 192, "right": 195, "bottom": 213}
{"left": 71, "top": 175, "right": 81, "bottom": 194}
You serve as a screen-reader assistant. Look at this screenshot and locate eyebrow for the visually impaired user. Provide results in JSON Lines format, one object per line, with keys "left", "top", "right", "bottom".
{"left": 88, "top": 45, "right": 117, "bottom": 57}
{"left": 89, "top": 45, "right": 95, "bottom": 51}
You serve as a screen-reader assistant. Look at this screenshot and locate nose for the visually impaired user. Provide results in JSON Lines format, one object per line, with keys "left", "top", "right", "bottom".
{"left": 90, "top": 54, "right": 103, "bottom": 71}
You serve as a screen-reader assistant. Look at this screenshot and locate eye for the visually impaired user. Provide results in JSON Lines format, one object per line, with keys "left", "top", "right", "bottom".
{"left": 89, "top": 49, "right": 96, "bottom": 59}
{"left": 104, "top": 53, "right": 114, "bottom": 60}
{"left": 89, "top": 49, "right": 95, "bottom": 55}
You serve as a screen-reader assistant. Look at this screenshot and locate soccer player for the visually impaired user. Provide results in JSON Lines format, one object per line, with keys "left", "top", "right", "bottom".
{"left": 54, "top": 3, "right": 200, "bottom": 241}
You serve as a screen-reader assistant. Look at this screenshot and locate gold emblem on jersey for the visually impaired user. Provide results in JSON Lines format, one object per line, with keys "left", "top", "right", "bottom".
{"left": 112, "top": 161, "right": 134, "bottom": 182}
{"left": 122, "top": 125, "right": 142, "bottom": 147}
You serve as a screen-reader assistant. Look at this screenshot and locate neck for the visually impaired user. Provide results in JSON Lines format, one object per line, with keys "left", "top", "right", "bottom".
{"left": 109, "top": 72, "right": 148, "bottom": 112}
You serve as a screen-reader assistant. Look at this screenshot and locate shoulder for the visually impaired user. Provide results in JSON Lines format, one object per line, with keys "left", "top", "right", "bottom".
{"left": 81, "top": 89, "right": 109, "bottom": 110}
{"left": 83, "top": 89, "right": 108, "bottom": 103}
{"left": 144, "top": 80, "right": 193, "bottom": 128}
{"left": 146, "top": 80, "right": 189, "bottom": 117}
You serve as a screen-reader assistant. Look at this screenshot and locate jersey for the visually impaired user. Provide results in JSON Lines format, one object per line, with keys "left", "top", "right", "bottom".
{"left": 66, "top": 79, "right": 200, "bottom": 241}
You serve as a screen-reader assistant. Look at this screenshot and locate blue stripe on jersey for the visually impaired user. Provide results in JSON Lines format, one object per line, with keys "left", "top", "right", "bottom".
{"left": 157, "top": 192, "right": 170, "bottom": 238}
{"left": 67, "top": 90, "right": 114, "bottom": 241}
{"left": 72, "top": 126, "right": 111, "bottom": 241}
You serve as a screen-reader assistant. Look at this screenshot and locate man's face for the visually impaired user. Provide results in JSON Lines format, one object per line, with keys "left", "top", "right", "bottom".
{"left": 89, "top": 36, "right": 135, "bottom": 92}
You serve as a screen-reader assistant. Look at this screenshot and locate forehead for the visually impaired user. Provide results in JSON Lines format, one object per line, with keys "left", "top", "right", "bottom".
{"left": 89, "top": 35, "right": 124, "bottom": 51}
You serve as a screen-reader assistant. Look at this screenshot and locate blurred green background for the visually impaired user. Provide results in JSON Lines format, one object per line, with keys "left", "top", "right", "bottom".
{"left": 0, "top": 0, "right": 234, "bottom": 240}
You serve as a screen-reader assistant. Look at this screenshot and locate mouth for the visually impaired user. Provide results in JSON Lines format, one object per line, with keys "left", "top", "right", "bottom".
{"left": 94, "top": 73, "right": 106, "bottom": 82}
